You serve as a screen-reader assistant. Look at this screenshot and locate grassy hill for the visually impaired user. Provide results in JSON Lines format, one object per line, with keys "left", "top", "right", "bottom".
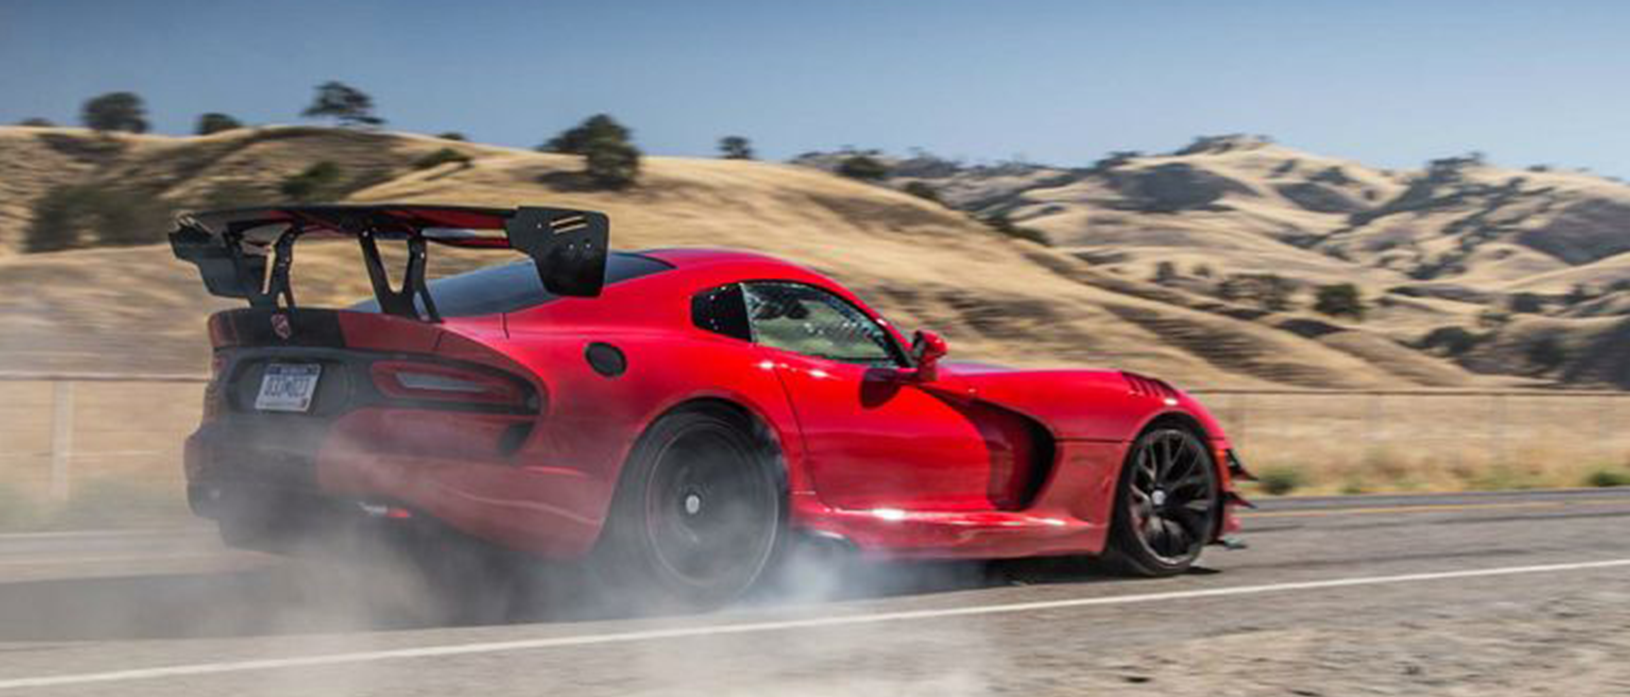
{"left": 800, "top": 136, "right": 1630, "bottom": 388}
{"left": 0, "top": 126, "right": 1617, "bottom": 388}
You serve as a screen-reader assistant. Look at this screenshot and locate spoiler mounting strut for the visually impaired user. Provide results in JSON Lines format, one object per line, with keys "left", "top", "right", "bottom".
{"left": 358, "top": 230, "right": 440, "bottom": 322}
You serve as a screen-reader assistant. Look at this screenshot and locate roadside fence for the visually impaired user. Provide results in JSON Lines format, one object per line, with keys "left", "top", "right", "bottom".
{"left": 2, "top": 374, "right": 1628, "bottom": 504}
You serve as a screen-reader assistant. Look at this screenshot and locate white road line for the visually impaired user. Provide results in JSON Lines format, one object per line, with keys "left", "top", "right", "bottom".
{"left": 0, "top": 552, "right": 235, "bottom": 568}
{"left": 0, "top": 528, "right": 205, "bottom": 542}
{"left": 3, "top": 557, "right": 1628, "bottom": 690}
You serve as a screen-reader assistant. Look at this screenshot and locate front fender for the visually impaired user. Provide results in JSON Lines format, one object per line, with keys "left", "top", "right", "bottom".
{"left": 946, "top": 367, "right": 1155, "bottom": 441}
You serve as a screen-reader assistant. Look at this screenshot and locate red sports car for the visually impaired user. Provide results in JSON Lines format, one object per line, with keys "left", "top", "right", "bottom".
{"left": 172, "top": 204, "right": 1250, "bottom": 608}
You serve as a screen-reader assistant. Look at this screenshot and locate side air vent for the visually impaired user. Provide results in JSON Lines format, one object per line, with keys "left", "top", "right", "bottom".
{"left": 1122, "top": 371, "right": 1178, "bottom": 400}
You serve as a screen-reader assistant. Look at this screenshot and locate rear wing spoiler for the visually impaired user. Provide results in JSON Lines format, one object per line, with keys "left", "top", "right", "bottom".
{"left": 169, "top": 204, "right": 609, "bottom": 322}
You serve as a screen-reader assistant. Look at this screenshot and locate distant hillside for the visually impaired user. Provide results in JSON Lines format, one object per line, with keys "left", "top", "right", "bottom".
{"left": 796, "top": 136, "right": 1630, "bottom": 388}
{"left": 0, "top": 127, "right": 1614, "bottom": 388}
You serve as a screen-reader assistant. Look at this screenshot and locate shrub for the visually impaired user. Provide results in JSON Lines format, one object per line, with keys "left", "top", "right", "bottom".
{"left": 584, "top": 138, "right": 641, "bottom": 189}
{"left": 1525, "top": 335, "right": 1566, "bottom": 370}
{"left": 279, "top": 161, "right": 344, "bottom": 201}
{"left": 301, "top": 81, "right": 384, "bottom": 127}
{"left": 1260, "top": 276, "right": 1294, "bottom": 311}
{"left": 1585, "top": 468, "right": 1630, "bottom": 488}
{"left": 1152, "top": 261, "right": 1179, "bottom": 284}
{"left": 1091, "top": 150, "right": 1142, "bottom": 171}
{"left": 1219, "top": 273, "right": 1295, "bottom": 312}
{"left": 1338, "top": 479, "right": 1371, "bottom": 495}
{"left": 718, "top": 135, "right": 754, "bottom": 160}
{"left": 194, "top": 112, "right": 243, "bottom": 135}
{"left": 1314, "top": 283, "right": 1366, "bottom": 320}
{"left": 80, "top": 92, "right": 148, "bottom": 133}
{"left": 25, "top": 186, "right": 94, "bottom": 252}
{"left": 1508, "top": 292, "right": 1545, "bottom": 314}
{"left": 436, "top": 131, "right": 467, "bottom": 141}
{"left": 543, "top": 114, "right": 642, "bottom": 189}
{"left": 902, "top": 181, "right": 941, "bottom": 204}
{"left": 982, "top": 212, "right": 1048, "bottom": 245}
{"left": 1256, "top": 466, "right": 1305, "bottom": 495}
{"left": 1419, "top": 326, "right": 1482, "bottom": 355}
{"left": 26, "top": 183, "right": 171, "bottom": 252}
{"left": 413, "top": 147, "right": 471, "bottom": 170}
{"left": 1477, "top": 309, "right": 1511, "bottom": 329}
{"left": 1192, "top": 263, "right": 1213, "bottom": 278}
{"left": 16, "top": 117, "right": 55, "bottom": 127}
{"left": 837, "top": 154, "right": 888, "bottom": 181}
{"left": 542, "top": 114, "right": 630, "bottom": 154}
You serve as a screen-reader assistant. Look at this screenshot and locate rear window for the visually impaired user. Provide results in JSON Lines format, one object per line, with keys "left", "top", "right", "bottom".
{"left": 691, "top": 283, "right": 751, "bottom": 341}
{"left": 352, "top": 252, "right": 672, "bottom": 318}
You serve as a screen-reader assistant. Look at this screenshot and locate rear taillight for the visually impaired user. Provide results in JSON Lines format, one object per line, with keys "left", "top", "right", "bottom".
{"left": 201, "top": 353, "right": 227, "bottom": 422}
{"left": 370, "top": 361, "right": 536, "bottom": 411}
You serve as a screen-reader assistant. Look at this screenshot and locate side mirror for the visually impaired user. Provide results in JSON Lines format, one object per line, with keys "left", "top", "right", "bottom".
{"left": 909, "top": 330, "right": 949, "bottom": 382}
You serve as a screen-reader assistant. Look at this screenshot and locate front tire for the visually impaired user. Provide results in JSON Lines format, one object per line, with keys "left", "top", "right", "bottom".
{"left": 594, "top": 405, "right": 785, "bottom": 611}
{"left": 1103, "top": 426, "right": 1219, "bottom": 577}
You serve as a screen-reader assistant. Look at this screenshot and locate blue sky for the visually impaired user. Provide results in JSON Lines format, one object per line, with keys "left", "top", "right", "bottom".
{"left": 3, "top": 0, "right": 1627, "bottom": 175}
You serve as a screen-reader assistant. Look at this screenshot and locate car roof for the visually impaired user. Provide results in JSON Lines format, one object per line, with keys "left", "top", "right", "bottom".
{"left": 634, "top": 248, "right": 838, "bottom": 287}
{"left": 638, "top": 247, "right": 807, "bottom": 273}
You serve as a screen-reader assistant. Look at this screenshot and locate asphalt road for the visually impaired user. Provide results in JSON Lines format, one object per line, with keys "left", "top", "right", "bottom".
{"left": 1, "top": 488, "right": 1628, "bottom": 696}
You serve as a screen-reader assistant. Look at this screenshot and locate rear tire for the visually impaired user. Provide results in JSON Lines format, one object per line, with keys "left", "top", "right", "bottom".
{"left": 1102, "top": 426, "right": 1219, "bottom": 577}
{"left": 593, "top": 405, "right": 786, "bottom": 611}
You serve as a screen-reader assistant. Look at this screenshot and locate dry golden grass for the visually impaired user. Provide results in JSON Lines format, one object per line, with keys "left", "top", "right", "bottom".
{"left": 1209, "top": 391, "right": 1630, "bottom": 495}
{"left": 0, "top": 126, "right": 1510, "bottom": 389}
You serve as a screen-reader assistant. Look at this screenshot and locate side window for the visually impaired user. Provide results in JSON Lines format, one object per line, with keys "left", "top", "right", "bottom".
{"left": 743, "top": 282, "right": 899, "bottom": 366}
{"left": 691, "top": 283, "right": 751, "bottom": 341}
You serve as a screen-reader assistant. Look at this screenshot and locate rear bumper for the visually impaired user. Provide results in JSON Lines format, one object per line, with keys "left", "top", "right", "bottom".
{"left": 184, "top": 420, "right": 609, "bottom": 560}
{"left": 184, "top": 424, "right": 429, "bottom": 552}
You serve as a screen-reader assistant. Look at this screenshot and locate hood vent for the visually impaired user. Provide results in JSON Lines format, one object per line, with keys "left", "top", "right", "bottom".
{"left": 1122, "top": 371, "right": 1177, "bottom": 399}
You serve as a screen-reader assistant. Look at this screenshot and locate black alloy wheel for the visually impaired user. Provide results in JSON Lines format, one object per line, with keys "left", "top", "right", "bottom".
{"left": 1105, "top": 427, "right": 1219, "bottom": 576}
{"left": 597, "top": 406, "right": 784, "bottom": 610}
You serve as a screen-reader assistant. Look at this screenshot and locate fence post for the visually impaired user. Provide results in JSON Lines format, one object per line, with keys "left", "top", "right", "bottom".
{"left": 49, "top": 380, "right": 75, "bottom": 502}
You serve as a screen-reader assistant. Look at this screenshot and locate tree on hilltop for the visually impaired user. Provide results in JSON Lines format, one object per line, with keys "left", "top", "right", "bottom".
{"left": 718, "top": 136, "right": 754, "bottom": 160}
{"left": 542, "top": 114, "right": 630, "bottom": 154}
{"left": 838, "top": 154, "right": 888, "bottom": 181}
{"left": 81, "top": 92, "right": 149, "bottom": 133}
{"left": 302, "top": 81, "right": 384, "bottom": 127}
{"left": 195, "top": 113, "right": 243, "bottom": 135}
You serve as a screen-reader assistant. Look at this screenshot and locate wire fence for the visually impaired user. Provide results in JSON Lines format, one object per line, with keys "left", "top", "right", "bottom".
{"left": 1191, "top": 388, "right": 1630, "bottom": 490}
{"left": 2, "top": 374, "right": 1628, "bottom": 509}
{"left": 0, "top": 374, "right": 206, "bottom": 510}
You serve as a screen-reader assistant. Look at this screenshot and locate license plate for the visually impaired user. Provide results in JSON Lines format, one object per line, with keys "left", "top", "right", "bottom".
{"left": 255, "top": 363, "right": 322, "bottom": 412}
